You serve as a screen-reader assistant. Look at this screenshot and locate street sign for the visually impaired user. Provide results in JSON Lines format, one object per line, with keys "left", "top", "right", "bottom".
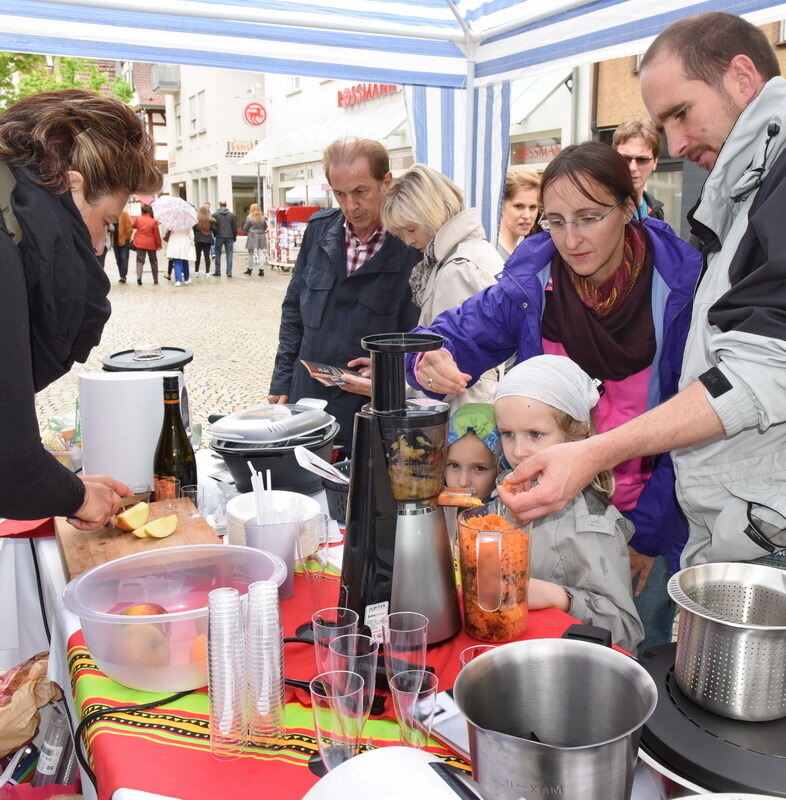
{"left": 243, "top": 102, "right": 267, "bottom": 127}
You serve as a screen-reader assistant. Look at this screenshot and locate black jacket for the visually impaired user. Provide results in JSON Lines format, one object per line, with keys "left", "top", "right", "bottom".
{"left": 269, "top": 208, "right": 420, "bottom": 450}
{"left": 643, "top": 190, "right": 665, "bottom": 221}
{"left": 212, "top": 208, "right": 237, "bottom": 240}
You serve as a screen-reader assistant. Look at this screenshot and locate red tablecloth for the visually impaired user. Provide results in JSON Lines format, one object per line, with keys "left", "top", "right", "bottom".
{"left": 0, "top": 518, "right": 54, "bottom": 539}
{"left": 69, "top": 572, "right": 579, "bottom": 800}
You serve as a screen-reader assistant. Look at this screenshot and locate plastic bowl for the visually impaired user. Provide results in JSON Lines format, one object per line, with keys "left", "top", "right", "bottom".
{"left": 63, "top": 544, "right": 286, "bottom": 692}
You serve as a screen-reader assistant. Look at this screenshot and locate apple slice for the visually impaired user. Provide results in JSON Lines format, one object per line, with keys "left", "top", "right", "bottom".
{"left": 143, "top": 514, "right": 178, "bottom": 539}
{"left": 131, "top": 524, "right": 150, "bottom": 539}
{"left": 115, "top": 502, "right": 150, "bottom": 532}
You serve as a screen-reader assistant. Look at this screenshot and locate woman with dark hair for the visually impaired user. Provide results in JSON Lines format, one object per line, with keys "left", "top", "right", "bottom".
{"left": 0, "top": 89, "right": 161, "bottom": 527}
{"left": 406, "top": 141, "right": 701, "bottom": 652}
{"left": 131, "top": 202, "right": 161, "bottom": 285}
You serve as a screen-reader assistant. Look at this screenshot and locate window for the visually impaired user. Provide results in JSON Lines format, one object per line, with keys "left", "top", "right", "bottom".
{"left": 197, "top": 91, "right": 207, "bottom": 133}
{"left": 188, "top": 95, "right": 197, "bottom": 136}
{"left": 287, "top": 76, "right": 301, "bottom": 95}
{"left": 778, "top": 19, "right": 786, "bottom": 45}
{"left": 175, "top": 103, "right": 182, "bottom": 147}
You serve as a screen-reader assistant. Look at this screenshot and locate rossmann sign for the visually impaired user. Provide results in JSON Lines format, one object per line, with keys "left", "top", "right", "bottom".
{"left": 337, "top": 83, "right": 400, "bottom": 107}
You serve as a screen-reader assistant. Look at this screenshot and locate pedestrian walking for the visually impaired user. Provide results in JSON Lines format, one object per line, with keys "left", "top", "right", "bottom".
{"left": 130, "top": 203, "right": 161, "bottom": 285}
{"left": 243, "top": 203, "right": 267, "bottom": 276}
{"left": 193, "top": 204, "right": 214, "bottom": 276}
{"left": 211, "top": 201, "right": 237, "bottom": 277}
{"left": 111, "top": 209, "right": 133, "bottom": 283}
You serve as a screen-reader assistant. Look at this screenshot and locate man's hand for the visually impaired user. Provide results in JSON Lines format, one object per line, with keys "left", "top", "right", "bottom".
{"left": 267, "top": 394, "right": 289, "bottom": 404}
{"left": 414, "top": 350, "right": 471, "bottom": 395}
{"left": 70, "top": 475, "right": 131, "bottom": 531}
{"left": 629, "top": 547, "right": 656, "bottom": 596}
{"left": 346, "top": 357, "right": 372, "bottom": 378}
{"left": 497, "top": 440, "right": 601, "bottom": 522}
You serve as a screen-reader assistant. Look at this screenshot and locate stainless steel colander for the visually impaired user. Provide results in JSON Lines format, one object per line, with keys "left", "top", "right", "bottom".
{"left": 667, "top": 562, "right": 786, "bottom": 721}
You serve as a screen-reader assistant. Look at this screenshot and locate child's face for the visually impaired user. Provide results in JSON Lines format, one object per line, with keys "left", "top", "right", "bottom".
{"left": 445, "top": 433, "right": 498, "bottom": 499}
{"left": 495, "top": 396, "right": 568, "bottom": 467}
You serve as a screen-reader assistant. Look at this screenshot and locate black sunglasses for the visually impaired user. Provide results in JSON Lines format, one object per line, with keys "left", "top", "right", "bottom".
{"left": 619, "top": 155, "right": 654, "bottom": 165}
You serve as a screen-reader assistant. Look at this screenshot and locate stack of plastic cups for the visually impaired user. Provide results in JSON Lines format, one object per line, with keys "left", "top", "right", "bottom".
{"left": 246, "top": 579, "right": 286, "bottom": 746}
{"left": 207, "top": 587, "right": 247, "bottom": 760}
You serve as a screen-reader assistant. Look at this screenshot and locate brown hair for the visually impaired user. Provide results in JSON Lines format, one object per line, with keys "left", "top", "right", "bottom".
{"left": 640, "top": 12, "right": 780, "bottom": 89}
{"left": 503, "top": 170, "right": 540, "bottom": 202}
{"left": 541, "top": 142, "right": 638, "bottom": 220}
{"left": 196, "top": 204, "right": 212, "bottom": 233}
{"left": 0, "top": 89, "right": 161, "bottom": 202}
{"left": 140, "top": 203, "right": 153, "bottom": 215}
{"left": 612, "top": 118, "right": 661, "bottom": 161}
{"left": 323, "top": 137, "right": 390, "bottom": 184}
{"left": 553, "top": 409, "right": 615, "bottom": 497}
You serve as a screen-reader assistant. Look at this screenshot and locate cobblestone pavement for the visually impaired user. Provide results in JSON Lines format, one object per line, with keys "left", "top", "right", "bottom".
{"left": 34, "top": 253, "right": 293, "bottom": 432}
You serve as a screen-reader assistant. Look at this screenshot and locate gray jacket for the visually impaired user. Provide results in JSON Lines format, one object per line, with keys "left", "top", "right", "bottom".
{"left": 531, "top": 489, "right": 644, "bottom": 654}
{"left": 212, "top": 208, "right": 237, "bottom": 240}
{"left": 674, "top": 77, "right": 786, "bottom": 565}
{"left": 417, "top": 209, "right": 503, "bottom": 408}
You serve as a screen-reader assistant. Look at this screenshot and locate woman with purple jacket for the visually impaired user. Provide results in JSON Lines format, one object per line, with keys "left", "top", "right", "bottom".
{"left": 407, "top": 142, "right": 701, "bottom": 652}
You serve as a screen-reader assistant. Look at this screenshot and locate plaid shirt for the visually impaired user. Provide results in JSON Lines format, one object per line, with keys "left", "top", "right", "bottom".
{"left": 344, "top": 222, "right": 387, "bottom": 275}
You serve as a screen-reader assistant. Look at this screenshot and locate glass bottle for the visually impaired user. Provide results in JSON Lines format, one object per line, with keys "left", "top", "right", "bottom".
{"left": 153, "top": 375, "right": 197, "bottom": 498}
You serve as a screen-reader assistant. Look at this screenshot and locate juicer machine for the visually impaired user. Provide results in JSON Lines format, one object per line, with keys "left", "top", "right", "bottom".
{"left": 339, "top": 333, "right": 461, "bottom": 644}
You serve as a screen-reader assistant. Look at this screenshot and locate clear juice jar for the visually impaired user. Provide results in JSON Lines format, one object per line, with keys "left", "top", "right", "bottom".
{"left": 457, "top": 501, "right": 531, "bottom": 642}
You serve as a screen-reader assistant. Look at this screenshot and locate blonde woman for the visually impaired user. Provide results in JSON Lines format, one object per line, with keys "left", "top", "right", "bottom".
{"left": 243, "top": 203, "right": 268, "bottom": 276}
{"left": 498, "top": 170, "right": 540, "bottom": 258}
{"left": 346, "top": 164, "right": 503, "bottom": 407}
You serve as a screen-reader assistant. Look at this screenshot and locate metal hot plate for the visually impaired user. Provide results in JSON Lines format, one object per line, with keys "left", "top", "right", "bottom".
{"left": 639, "top": 643, "right": 786, "bottom": 796}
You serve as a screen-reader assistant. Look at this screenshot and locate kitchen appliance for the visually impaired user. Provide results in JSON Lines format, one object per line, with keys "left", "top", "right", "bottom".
{"left": 452, "top": 637, "right": 658, "bottom": 800}
{"left": 667, "top": 562, "right": 786, "bottom": 721}
{"left": 102, "top": 345, "right": 193, "bottom": 431}
{"left": 79, "top": 371, "right": 181, "bottom": 490}
{"left": 207, "top": 403, "right": 340, "bottom": 494}
{"left": 339, "top": 332, "right": 461, "bottom": 645}
{"left": 457, "top": 501, "right": 530, "bottom": 642}
{"left": 639, "top": 643, "right": 786, "bottom": 796}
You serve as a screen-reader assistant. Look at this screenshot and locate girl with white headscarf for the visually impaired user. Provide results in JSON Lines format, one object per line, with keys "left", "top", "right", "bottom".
{"left": 495, "top": 355, "right": 643, "bottom": 653}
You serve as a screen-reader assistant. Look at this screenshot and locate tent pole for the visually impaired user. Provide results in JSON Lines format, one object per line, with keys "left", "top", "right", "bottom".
{"left": 463, "top": 58, "right": 476, "bottom": 206}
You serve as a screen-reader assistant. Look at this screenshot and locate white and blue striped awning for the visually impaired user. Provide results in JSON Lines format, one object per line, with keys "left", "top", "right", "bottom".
{"left": 3, "top": 0, "right": 786, "bottom": 89}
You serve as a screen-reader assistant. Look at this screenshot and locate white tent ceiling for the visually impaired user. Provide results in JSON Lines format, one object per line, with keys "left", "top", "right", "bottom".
{"left": 3, "top": 0, "right": 786, "bottom": 89}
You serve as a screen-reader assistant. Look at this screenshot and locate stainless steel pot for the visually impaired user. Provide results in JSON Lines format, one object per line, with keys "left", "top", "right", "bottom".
{"left": 668, "top": 562, "right": 786, "bottom": 722}
{"left": 452, "top": 637, "right": 658, "bottom": 800}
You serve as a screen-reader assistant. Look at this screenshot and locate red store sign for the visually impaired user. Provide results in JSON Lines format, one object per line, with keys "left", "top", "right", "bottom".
{"left": 338, "top": 83, "right": 399, "bottom": 108}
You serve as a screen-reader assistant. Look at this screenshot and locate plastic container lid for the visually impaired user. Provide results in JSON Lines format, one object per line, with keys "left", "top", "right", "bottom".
{"left": 102, "top": 347, "right": 194, "bottom": 372}
{"left": 206, "top": 404, "right": 334, "bottom": 445}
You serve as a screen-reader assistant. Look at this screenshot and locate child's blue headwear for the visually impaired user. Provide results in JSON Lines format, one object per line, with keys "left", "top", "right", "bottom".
{"left": 447, "top": 403, "right": 501, "bottom": 457}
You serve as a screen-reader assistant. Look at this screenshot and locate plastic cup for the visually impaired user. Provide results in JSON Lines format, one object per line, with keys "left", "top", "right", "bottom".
{"left": 382, "top": 612, "right": 428, "bottom": 686}
{"left": 389, "top": 670, "right": 439, "bottom": 749}
{"left": 154, "top": 477, "right": 180, "bottom": 511}
{"left": 458, "top": 645, "right": 497, "bottom": 668}
{"left": 309, "top": 671, "right": 365, "bottom": 771}
{"left": 181, "top": 484, "right": 200, "bottom": 517}
{"left": 312, "top": 607, "right": 359, "bottom": 675}
{"left": 244, "top": 519, "right": 298, "bottom": 598}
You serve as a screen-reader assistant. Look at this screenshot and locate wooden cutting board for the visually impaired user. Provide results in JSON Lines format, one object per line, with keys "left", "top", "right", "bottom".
{"left": 55, "top": 498, "right": 222, "bottom": 579}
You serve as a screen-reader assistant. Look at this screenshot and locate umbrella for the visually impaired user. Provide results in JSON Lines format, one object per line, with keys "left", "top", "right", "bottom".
{"left": 151, "top": 196, "right": 198, "bottom": 230}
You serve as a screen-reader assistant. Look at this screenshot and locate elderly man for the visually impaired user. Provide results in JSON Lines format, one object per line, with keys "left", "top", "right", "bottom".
{"left": 500, "top": 12, "right": 786, "bottom": 567}
{"left": 268, "top": 138, "right": 419, "bottom": 453}
{"left": 612, "top": 118, "right": 664, "bottom": 220}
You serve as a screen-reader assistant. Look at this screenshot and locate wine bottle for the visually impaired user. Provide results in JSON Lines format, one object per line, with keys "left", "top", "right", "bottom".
{"left": 153, "top": 375, "right": 197, "bottom": 499}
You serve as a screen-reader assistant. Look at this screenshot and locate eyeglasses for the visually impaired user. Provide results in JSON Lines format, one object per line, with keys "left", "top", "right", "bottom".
{"left": 618, "top": 155, "right": 654, "bottom": 166}
{"left": 538, "top": 200, "right": 623, "bottom": 233}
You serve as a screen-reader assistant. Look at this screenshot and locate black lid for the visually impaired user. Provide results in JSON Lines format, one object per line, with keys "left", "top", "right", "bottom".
{"left": 639, "top": 643, "right": 786, "bottom": 794}
{"left": 361, "top": 333, "right": 444, "bottom": 414}
{"left": 102, "top": 347, "right": 193, "bottom": 372}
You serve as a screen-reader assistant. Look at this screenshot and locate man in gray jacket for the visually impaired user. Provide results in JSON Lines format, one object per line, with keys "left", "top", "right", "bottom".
{"left": 499, "top": 13, "right": 786, "bottom": 566}
{"left": 211, "top": 201, "right": 237, "bottom": 277}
